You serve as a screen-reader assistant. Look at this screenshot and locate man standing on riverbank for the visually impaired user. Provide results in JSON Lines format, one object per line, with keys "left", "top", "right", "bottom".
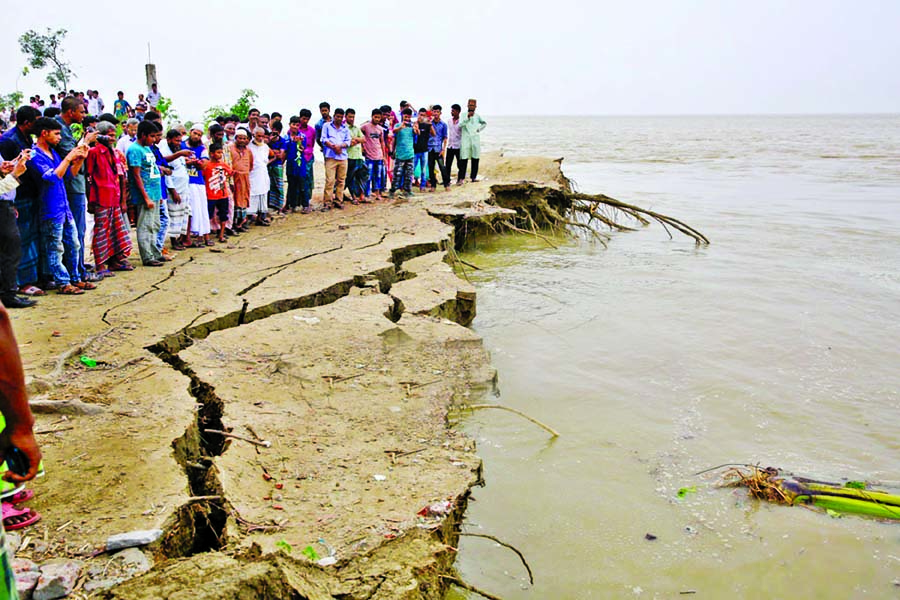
{"left": 345, "top": 109, "right": 366, "bottom": 204}
{"left": 459, "top": 99, "right": 487, "bottom": 183}
{"left": 315, "top": 102, "right": 331, "bottom": 159}
{"left": 361, "top": 109, "right": 387, "bottom": 201}
{"left": 427, "top": 105, "right": 449, "bottom": 190}
{"left": 127, "top": 121, "right": 165, "bottom": 266}
{"left": 147, "top": 83, "right": 160, "bottom": 110}
{"left": 0, "top": 106, "right": 44, "bottom": 297}
{"left": 446, "top": 104, "right": 462, "bottom": 183}
{"left": 56, "top": 97, "right": 101, "bottom": 283}
{"left": 321, "top": 108, "right": 350, "bottom": 210}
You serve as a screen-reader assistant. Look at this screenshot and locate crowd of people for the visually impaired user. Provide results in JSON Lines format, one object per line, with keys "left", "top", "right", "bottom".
{"left": 0, "top": 89, "right": 488, "bottom": 309}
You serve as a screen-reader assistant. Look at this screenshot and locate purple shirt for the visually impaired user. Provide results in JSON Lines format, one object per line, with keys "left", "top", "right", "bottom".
{"left": 31, "top": 145, "right": 74, "bottom": 223}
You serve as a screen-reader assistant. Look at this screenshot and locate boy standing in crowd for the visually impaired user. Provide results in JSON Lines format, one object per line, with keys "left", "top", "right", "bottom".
{"left": 361, "top": 109, "right": 387, "bottom": 202}
{"left": 427, "top": 105, "right": 449, "bottom": 190}
{"left": 447, "top": 104, "right": 462, "bottom": 183}
{"left": 127, "top": 121, "right": 165, "bottom": 266}
{"left": 412, "top": 109, "right": 433, "bottom": 191}
{"left": 345, "top": 109, "right": 367, "bottom": 204}
{"left": 389, "top": 108, "right": 415, "bottom": 199}
{"left": 203, "top": 142, "right": 233, "bottom": 244}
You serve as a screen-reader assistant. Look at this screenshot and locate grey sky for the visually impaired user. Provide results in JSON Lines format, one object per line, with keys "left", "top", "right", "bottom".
{"left": 3, "top": 0, "right": 898, "bottom": 120}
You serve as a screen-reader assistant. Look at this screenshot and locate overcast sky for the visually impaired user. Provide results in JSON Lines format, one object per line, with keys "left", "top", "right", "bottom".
{"left": 3, "top": 0, "right": 898, "bottom": 120}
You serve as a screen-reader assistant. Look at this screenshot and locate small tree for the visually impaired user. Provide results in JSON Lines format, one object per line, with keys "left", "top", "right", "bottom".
{"left": 202, "top": 88, "right": 259, "bottom": 123}
{"left": 156, "top": 96, "right": 180, "bottom": 127}
{"left": 18, "top": 28, "right": 75, "bottom": 91}
{"left": 0, "top": 92, "right": 25, "bottom": 111}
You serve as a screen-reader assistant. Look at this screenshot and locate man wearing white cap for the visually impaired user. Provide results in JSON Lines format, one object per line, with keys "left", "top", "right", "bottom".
{"left": 183, "top": 124, "right": 212, "bottom": 246}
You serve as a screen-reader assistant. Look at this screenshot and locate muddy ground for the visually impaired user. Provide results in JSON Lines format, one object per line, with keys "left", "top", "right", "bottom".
{"left": 9, "top": 155, "right": 565, "bottom": 599}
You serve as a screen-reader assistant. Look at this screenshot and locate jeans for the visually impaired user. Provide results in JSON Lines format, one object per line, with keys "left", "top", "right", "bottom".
{"left": 324, "top": 158, "right": 348, "bottom": 203}
{"left": 156, "top": 197, "right": 169, "bottom": 251}
{"left": 390, "top": 159, "right": 414, "bottom": 193}
{"left": 0, "top": 202, "right": 22, "bottom": 294}
{"left": 41, "top": 217, "right": 80, "bottom": 286}
{"left": 136, "top": 202, "right": 162, "bottom": 264}
{"left": 365, "top": 159, "right": 385, "bottom": 195}
{"left": 428, "top": 151, "right": 448, "bottom": 188}
{"left": 14, "top": 195, "right": 41, "bottom": 286}
{"left": 67, "top": 192, "right": 87, "bottom": 277}
{"left": 413, "top": 152, "right": 428, "bottom": 188}
{"left": 446, "top": 148, "right": 461, "bottom": 181}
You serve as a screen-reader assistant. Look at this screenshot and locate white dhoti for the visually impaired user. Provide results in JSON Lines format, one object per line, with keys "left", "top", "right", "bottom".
{"left": 189, "top": 184, "right": 211, "bottom": 235}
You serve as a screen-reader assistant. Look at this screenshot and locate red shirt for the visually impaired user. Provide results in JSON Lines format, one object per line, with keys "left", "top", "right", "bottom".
{"left": 86, "top": 144, "right": 122, "bottom": 208}
{"left": 202, "top": 160, "right": 233, "bottom": 200}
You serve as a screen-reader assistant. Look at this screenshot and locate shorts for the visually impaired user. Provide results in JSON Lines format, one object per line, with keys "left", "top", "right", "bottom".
{"left": 207, "top": 198, "right": 229, "bottom": 225}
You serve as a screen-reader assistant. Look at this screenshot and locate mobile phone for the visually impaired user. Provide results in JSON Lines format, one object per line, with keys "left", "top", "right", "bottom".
{"left": 4, "top": 447, "right": 29, "bottom": 477}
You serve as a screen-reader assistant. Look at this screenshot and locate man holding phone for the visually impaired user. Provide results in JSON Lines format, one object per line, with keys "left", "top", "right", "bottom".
{"left": 0, "top": 152, "right": 35, "bottom": 308}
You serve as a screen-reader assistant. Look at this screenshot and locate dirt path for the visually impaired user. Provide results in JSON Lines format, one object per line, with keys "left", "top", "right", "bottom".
{"left": 10, "top": 155, "right": 561, "bottom": 599}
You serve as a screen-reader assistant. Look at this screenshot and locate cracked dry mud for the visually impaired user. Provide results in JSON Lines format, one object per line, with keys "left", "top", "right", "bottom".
{"left": 11, "top": 155, "right": 563, "bottom": 599}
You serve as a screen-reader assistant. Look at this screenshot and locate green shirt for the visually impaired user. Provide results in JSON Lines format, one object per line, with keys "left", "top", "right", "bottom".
{"left": 347, "top": 125, "right": 363, "bottom": 160}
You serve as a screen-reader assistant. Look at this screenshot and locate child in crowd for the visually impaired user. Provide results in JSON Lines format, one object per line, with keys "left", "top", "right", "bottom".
{"left": 202, "top": 143, "right": 233, "bottom": 244}
{"left": 389, "top": 108, "right": 415, "bottom": 199}
{"left": 361, "top": 109, "right": 387, "bottom": 201}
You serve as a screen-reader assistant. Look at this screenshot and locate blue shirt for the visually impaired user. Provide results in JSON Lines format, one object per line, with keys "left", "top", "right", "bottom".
{"left": 127, "top": 143, "right": 162, "bottom": 204}
{"left": 428, "top": 121, "right": 448, "bottom": 153}
{"left": 150, "top": 144, "right": 169, "bottom": 200}
{"left": 54, "top": 116, "right": 86, "bottom": 196}
{"left": 320, "top": 122, "right": 351, "bottom": 160}
{"left": 30, "top": 145, "right": 73, "bottom": 223}
{"left": 269, "top": 137, "right": 285, "bottom": 166}
{"left": 394, "top": 124, "right": 415, "bottom": 161}
{"left": 182, "top": 142, "right": 207, "bottom": 185}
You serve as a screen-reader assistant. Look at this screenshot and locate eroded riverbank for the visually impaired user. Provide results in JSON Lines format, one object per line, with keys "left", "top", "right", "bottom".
{"left": 11, "top": 155, "right": 571, "bottom": 599}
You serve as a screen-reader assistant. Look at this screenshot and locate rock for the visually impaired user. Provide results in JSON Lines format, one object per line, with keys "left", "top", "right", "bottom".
{"left": 106, "top": 529, "right": 163, "bottom": 551}
{"left": 83, "top": 577, "right": 124, "bottom": 593}
{"left": 34, "top": 559, "right": 82, "bottom": 600}
{"left": 16, "top": 570, "right": 40, "bottom": 600}
{"left": 7, "top": 532, "right": 22, "bottom": 554}
{"left": 29, "top": 399, "right": 104, "bottom": 416}
{"left": 111, "top": 547, "right": 151, "bottom": 573}
{"left": 12, "top": 558, "right": 40, "bottom": 574}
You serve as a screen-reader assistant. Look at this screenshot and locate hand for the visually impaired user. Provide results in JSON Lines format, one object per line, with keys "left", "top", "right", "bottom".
{"left": 172, "top": 190, "right": 182, "bottom": 204}
{"left": 13, "top": 154, "right": 28, "bottom": 178}
{"left": 176, "top": 149, "right": 193, "bottom": 158}
{"left": 145, "top": 199, "right": 155, "bottom": 209}
{"left": 82, "top": 131, "right": 99, "bottom": 145}
{"left": 0, "top": 423, "right": 42, "bottom": 484}
{"left": 160, "top": 166, "right": 172, "bottom": 176}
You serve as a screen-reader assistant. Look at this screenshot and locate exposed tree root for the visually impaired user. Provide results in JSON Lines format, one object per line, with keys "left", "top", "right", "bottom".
{"left": 459, "top": 532, "right": 534, "bottom": 585}
{"left": 462, "top": 404, "right": 560, "bottom": 438}
{"left": 441, "top": 575, "right": 505, "bottom": 600}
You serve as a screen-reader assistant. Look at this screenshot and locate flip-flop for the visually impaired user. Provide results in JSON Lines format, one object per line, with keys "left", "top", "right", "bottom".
{"left": 2, "top": 503, "right": 41, "bottom": 530}
{"left": 58, "top": 284, "right": 85, "bottom": 295}
{"left": 18, "top": 285, "right": 45, "bottom": 296}
{"left": 1, "top": 489, "right": 34, "bottom": 505}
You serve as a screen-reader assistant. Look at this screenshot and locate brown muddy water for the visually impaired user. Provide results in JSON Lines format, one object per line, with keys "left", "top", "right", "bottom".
{"left": 449, "top": 115, "right": 900, "bottom": 598}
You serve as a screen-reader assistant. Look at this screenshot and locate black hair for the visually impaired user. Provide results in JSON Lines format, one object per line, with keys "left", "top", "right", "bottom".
{"left": 380, "top": 105, "right": 391, "bottom": 112}
{"left": 117, "top": 90, "right": 124, "bottom": 95}
{"left": 319, "top": 102, "right": 330, "bottom": 110}
{"left": 209, "top": 123, "right": 225, "bottom": 135}
{"left": 289, "top": 116, "right": 301, "bottom": 125}
{"left": 248, "top": 108, "right": 260, "bottom": 116}
{"left": 400, "top": 100, "right": 408, "bottom": 107}
{"left": 167, "top": 129, "right": 182, "bottom": 140}
{"left": 451, "top": 103, "right": 461, "bottom": 111}
{"left": 333, "top": 108, "right": 344, "bottom": 116}
{"left": 60, "top": 96, "right": 81, "bottom": 113}
{"left": 371, "top": 108, "right": 381, "bottom": 117}
{"left": 299, "top": 109, "right": 312, "bottom": 119}
{"left": 344, "top": 108, "right": 354, "bottom": 115}
{"left": 98, "top": 113, "right": 118, "bottom": 125}
{"left": 33, "top": 117, "right": 62, "bottom": 136}
{"left": 270, "top": 120, "right": 283, "bottom": 132}
{"left": 145, "top": 111, "right": 161, "bottom": 122}
{"left": 402, "top": 108, "right": 413, "bottom": 116}
{"left": 418, "top": 108, "right": 427, "bottom": 114}
{"left": 137, "top": 121, "right": 157, "bottom": 138}
{"left": 15, "top": 106, "right": 41, "bottom": 125}
{"left": 153, "top": 121, "right": 164, "bottom": 131}
{"left": 43, "top": 107, "right": 61, "bottom": 119}
{"left": 215, "top": 116, "right": 226, "bottom": 124}
{"left": 228, "top": 115, "right": 240, "bottom": 123}
{"left": 271, "top": 111, "right": 282, "bottom": 120}
{"left": 432, "top": 104, "right": 442, "bottom": 111}
{"left": 83, "top": 116, "right": 98, "bottom": 126}
{"left": 261, "top": 113, "right": 270, "bottom": 119}
{"left": 209, "top": 142, "right": 223, "bottom": 153}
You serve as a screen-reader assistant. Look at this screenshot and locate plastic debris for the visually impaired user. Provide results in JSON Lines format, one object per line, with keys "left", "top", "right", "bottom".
{"left": 677, "top": 486, "right": 697, "bottom": 499}
{"left": 417, "top": 500, "right": 452, "bottom": 518}
{"left": 106, "top": 530, "right": 163, "bottom": 551}
{"left": 79, "top": 355, "right": 97, "bottom": 368}
{"left": 373, "top": 474, "right": 386, "bottom": 482}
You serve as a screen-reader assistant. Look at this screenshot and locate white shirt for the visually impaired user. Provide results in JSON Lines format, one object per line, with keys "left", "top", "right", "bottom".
{"left": 147, "top": 90, "right": 160, "bottom": 107}
{"left": 87, "top": 97, "right": 101, "bottom": 116}
{"left": 249, "top": 142, "right": 270, "bottom": 196}
{"left": 116, "top": 135, "right": 136, "bottom": 157}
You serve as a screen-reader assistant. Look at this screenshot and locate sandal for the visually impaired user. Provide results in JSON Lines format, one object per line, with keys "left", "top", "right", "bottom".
{"left": 2, "top": 503, "right": 41, "bottom": 531}
{"left": 110, "top": 263, "right": 135, "bottom": 272}
{"left": 74, "top": 281, "right": 98, "bottom": 290}
{"left": 57, "top": 284, "right": 84, "bottom": 295}
{"left": 2, "top": 489, "right": 34, "bottom": 505}
{"left": 18, "top": 285, "right": 45, "bottom": 297}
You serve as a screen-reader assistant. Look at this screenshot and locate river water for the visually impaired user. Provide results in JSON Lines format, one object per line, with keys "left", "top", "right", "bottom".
{"left": 450, "top": 115, "right": 900, "bottom": 598}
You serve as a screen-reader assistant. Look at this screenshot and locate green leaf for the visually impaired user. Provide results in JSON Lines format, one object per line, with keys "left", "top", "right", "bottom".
{"left": 844, "top": 481, "right": 866, "bottom": 490}
{"left": 275, "top": 539, "right": 292, "bottom": 553}
{"left": 302, "top": 545, "right": 320, "bottom": 561}
{"left": 677, "top": 486, "right": 697, "bottom": 499}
